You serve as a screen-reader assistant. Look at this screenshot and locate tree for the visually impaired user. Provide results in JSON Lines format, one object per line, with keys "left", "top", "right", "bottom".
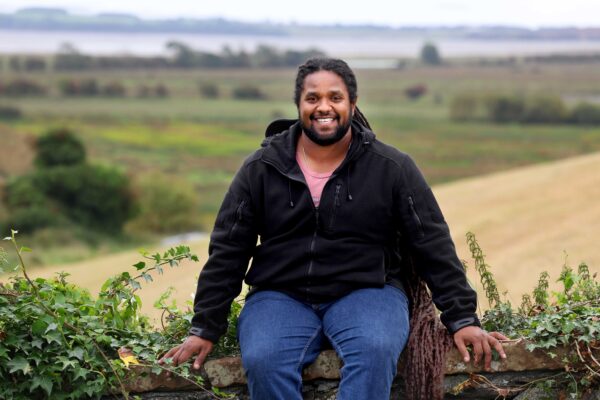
{"left": 420, "top": 42, "right": 442, "bottom": 66}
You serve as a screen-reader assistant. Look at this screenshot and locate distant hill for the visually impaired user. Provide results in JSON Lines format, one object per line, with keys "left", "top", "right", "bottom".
{"left": 2, "top": 7, "right": 600, "bottom": 40}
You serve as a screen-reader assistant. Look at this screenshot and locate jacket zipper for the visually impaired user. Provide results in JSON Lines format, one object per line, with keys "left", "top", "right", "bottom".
{"left": 228, "top": 200, "right": 246, "bottom": 239}
{"left": 328, "top": 184, "right": 342, "bottom": 230}
{"left": 408, "top": 196, "right": 425, "bottom": 238}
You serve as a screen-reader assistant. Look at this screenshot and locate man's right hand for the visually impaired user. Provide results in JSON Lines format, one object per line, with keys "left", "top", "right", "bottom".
{"left": 158, "top": 335, "right": 214, "bottom": 370}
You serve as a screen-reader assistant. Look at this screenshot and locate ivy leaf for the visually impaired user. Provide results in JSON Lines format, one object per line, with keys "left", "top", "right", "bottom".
{"left": 31, "top": 375, "right": 53, "bottom": 396}
{"left": 133, "top": 261, "right": 146, "bottom": 271}
{"left": 68, "top": 347, "right": 85, "bottom": 361}
{"left": 7, "top": 357, "right": 32, "bottom": 375}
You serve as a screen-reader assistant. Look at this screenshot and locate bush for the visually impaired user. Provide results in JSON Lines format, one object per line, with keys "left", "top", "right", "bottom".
{"left": 3, "top": 175, "right": 46, "bottom": 209}
{"left": 232, "top": 85, "right": 266, "bottom": 100}
{"left": 522, "top": 95, "right": 567, "bottom": 124}
{"left": 449, "top": 93, "right": 480, "bottom": 121}
{"left": 1, "top": 206, "right": 58, "bottom": 235}
{"left": 0, "top": 79, "right": 47, "bottom": 97}
{"left": 101, "top": 81, "right": 126, "bottom": 97}
{"left": 34, "top": 128, "right": 86, "bottom": 168}
{"left": 568, "top": 102, "right": 600, "bottom": 125}
{"left": 37, "top": 165, "right": 137, "bottom": 232}
{"left": 58, "top": 78, "right": 99, "bottom": 96}
{"left": 484, "top": 94, "right": 525, "bottom": 123}
{"left": 404, "top": 84, "right": 427, "bottom": 100}
{"left": 0, "top": 105, "right": 22, "bottom": 120}
{"left": 198, "top": 83, "right": 219, "bottom": 98}
{"left": 127, "top": 173, "right": 200, "bottom": 234}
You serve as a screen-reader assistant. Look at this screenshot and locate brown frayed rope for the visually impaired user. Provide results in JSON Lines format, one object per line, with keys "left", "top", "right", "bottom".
{"left": 400, "top": 257, "right": 455, "bottom": 400}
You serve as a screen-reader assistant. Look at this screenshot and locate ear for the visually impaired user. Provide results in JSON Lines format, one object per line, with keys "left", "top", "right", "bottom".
{"left": 351, "top": 99, "right": 357, "bottom": 114}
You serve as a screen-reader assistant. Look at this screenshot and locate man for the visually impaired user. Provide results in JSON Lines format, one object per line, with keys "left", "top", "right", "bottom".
{"left": 160, "top": 58, "right": 506, "bottom": 399}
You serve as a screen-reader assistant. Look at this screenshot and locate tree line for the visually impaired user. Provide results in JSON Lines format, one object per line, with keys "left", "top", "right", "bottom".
{"left": 3, "top": 42, "right": 326, "bottom": 72}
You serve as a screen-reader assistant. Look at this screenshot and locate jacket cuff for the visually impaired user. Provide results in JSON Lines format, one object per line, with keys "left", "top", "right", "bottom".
{"left": 189, "top": 326, "right": 220, "bottom": 343}
{"left": 445, "top": 315, "right": 481, "bottom": 335}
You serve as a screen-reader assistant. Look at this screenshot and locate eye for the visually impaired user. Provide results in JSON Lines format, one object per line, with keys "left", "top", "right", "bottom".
{"left": 332, "top": 95, "right": 343, "bottom": 102}
{"left": 304, "top": 95, "right": 317, "bottom": 103}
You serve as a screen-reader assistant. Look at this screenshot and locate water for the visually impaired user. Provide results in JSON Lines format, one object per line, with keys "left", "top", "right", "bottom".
{"left": 2, "top": 29, "right": 600, "bottom": 60}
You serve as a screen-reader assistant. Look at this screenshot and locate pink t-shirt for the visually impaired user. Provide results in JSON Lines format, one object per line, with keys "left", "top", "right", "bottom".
{"left": 296, "top": 149, "right": 334, "bottom": 207}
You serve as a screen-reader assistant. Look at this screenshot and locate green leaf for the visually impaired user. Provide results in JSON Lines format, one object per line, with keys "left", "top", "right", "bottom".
{"left": 7, "top": 356, "right": 32, "bottom": 375}
{"left": 31, "top": 319, "right": 48, "bottom": 335}
{"left": 133, "top": 261, "right": 146, "bottom": 270}
{"left": 20, "top": 246, "right": 32, "bottom": 253}
{"left": 31, "top": 375, "right": 53, "bottom": 396}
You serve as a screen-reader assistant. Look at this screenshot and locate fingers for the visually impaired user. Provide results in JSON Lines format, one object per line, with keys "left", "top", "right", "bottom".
{"left": 482, "top": 336, "right": 492, "bottom": 370}
{"left": 453, "top": 335, "right": 470, "bottom": 363}
{"left": 158, "top": 345, "right": 180, "bottom": 365}
{"left": 472, "top": 339, "right": 484, "bottom": 366}
{"left": 193, "top": 345, "right": 211, "bottom": 370}
{"left": 489, "top": 331, "right": 509, "bottom": 341}
{"left": 490, "top": 334, "right": 507, "bottom": 360}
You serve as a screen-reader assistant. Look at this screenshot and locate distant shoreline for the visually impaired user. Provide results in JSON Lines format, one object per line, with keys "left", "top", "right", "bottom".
{"left": 3, "top": 29, "right": 600, "bottom": 59}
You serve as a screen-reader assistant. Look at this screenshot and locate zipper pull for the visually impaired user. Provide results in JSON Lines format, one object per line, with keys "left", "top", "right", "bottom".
{"left": 334, "top": 184, "right": 341, "bottom": 207}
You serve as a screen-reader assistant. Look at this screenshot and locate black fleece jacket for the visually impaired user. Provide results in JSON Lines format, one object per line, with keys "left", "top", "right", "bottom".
{"left": 190, "top": 120, "right": 480, "bottom": 343}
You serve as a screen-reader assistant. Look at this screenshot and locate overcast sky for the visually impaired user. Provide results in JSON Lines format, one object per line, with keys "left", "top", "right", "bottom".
{"left": 1, "top": 0, "right": 600, "bottom": 28}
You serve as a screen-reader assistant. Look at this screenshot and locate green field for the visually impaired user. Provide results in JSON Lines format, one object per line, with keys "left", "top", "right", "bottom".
{"left": 2, "top": 63, "right": 600, "bottom": 265}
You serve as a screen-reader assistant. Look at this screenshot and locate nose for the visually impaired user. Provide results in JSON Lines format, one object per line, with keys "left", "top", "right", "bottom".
{"left": 316, "top": 98, "right": 332, "bottom": 113}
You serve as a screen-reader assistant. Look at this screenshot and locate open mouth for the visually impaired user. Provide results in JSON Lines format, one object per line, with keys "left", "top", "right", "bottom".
{"left": 311, "top": 115, "right": 338, "bottom": 126}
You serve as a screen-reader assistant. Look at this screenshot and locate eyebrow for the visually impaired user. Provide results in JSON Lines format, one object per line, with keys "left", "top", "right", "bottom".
{"left": 303, "top": 89, "right": 345, "bottom": 97}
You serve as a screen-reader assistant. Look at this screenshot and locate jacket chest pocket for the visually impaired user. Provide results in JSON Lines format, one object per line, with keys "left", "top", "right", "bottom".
{"left": 228, "top": 200, "right": 246, "bottom": 239}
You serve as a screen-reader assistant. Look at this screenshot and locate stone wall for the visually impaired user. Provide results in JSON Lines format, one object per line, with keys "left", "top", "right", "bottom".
{"left": 114, "top": 340, "right": 600, "bottom": 399}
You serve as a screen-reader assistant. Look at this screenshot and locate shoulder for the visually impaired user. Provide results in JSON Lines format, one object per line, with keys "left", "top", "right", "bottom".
{"left": 366, "top": 138, "right": 413, "bottom": 171}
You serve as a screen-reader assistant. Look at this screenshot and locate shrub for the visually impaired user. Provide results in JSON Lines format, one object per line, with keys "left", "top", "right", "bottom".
{"left": 404, "top": 84, "right": 427, "bottom": 100}
{"left": 58, "top": 78, "right": 99, "bottom": 96}
{"left": 154, "top": 83, "right": 169, "bottom": 98}
{"left": 0, "top": 105, "right": 22, "bottom": 120}
{"left": 1, "top": 206, "right": 58, "bottom": 235}
{"left": 127, "top": 173, "right": 200, "bottom": 234}
{"left": 198, "top": 82, "right": 219, "bottom": 98}
{"left": 449, "top": 93, "right": 480, "bottom": 121}
{"left": 34, "top": 128, "right": 86, "bottom": 168}
{"left": 522, "top": 95, "right": 567, "bottom": 124}
{"left": 101, "top": 81, "right": 127, "bottom": 97}
{"left": 232, "top": 85, "right": 266, "bottom": 100}
{"left": 37, "top": 165, "right": 137, "bottom": 232}
{"left": 568, "top": 102, "right": 600, "bottom": 125}
{"left": 3, "top": 175, "right": 46, "bottom": 209}
{"left": 484, "top": 94, "right": 525, "bottom": 123}
{"left": 0, "top": 79, "right": 47, "bottom": 97}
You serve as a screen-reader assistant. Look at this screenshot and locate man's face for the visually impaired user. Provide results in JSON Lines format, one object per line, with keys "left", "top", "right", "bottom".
{"left": 298, "top": 70, "right": 355, "bottom": 146}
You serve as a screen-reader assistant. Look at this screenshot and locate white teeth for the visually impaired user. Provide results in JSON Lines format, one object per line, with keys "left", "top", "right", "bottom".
{"left": 317, "top": 118, "right": 333, "bottom": 123}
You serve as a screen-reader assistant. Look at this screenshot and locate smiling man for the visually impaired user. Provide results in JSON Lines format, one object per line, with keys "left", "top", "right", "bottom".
{"left": 160, "top": 58, "right": 506, "bottom": 399}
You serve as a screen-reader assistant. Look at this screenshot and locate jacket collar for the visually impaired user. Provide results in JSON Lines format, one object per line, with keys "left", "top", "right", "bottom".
{"left": 260, "top": 119, "right": 375, "bottom": 178}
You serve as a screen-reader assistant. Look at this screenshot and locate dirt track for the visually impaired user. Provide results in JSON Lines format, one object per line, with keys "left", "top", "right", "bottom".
{"left": 27, "top": 151, "right": 600, "bottom": 320}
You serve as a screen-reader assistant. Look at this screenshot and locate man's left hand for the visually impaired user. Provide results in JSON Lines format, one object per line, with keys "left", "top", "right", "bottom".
{"left": 453, "top": 326, "right": 508, "bottom": 371}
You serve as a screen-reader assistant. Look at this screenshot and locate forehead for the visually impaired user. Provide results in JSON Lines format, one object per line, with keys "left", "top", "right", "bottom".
{"left": 302, "top": 70, "right": 348, "bottom": 95}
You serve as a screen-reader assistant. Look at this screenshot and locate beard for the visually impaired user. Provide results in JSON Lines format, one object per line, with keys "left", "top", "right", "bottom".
{"left": 301, "top": 112, "right": 353, "bottom": 146}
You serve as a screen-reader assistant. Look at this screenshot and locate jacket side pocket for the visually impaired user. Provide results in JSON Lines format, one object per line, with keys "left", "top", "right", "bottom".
{"left": 408, "top": 195, "right": 425, "bottom": 238}
{"left": 228, "top": 200, "right": 246, "bottom": 240}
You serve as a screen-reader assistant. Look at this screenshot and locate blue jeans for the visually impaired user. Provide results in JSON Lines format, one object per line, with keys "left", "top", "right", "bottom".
{"left": 238, "top": 285, "right": 410, "bottom": 400}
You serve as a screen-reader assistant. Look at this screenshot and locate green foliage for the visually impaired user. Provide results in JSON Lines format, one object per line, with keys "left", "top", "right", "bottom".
{"left": 127, "top": 173, "right": 200, "bottom": 234}
{"left": 420, "top": 42, "right": 442, "bottom": 66}
{"left": 36, "top": 164, "right": 136, "bottom": 232}
{"left": 0, "top": 79, "right": 47, "bottom": 97}
{"left": 199, "top": 82, "right": 220, "bottom": 98}
{"left": 466, "top": 233, "right": 600, "bottom": 398}
{"left": 0, "top": 104, "right": 22, "bottom": 120}
{"left": 449, "top": 93, "right": 480, "bottom": 121}
{"left": 35, "top": 128, "right": 86, "bottom": 167}
{"left": 569, "top": 102, "right": 600, "bottom": 125}
{"left": 522, "top": 95, "right": 568, "bottom": 124}
{"left": 0, "top": 232, "right": 223, "bottom": 399}
{"left": 232, "top": 84, "right": 266, "bottom": 100}
{"left": 465, "top": 232, "right": 501, "bottom": 308}
{"left": 484, "top": 93, "right": 525, "bottom": 123}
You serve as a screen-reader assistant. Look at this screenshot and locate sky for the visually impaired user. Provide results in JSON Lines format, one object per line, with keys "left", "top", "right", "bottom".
{"left": 1, "top": 0, "right": 600, "bottom": 28}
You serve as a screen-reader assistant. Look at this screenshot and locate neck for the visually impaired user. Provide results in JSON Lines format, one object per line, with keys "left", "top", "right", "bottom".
{"left": 299, "top": 128, "right": 352, "bottom": 173}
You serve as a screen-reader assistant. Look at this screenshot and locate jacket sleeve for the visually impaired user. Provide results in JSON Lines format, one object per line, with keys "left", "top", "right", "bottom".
{"left": 396, "top": 155, "right": 480, "bottom": 334}
{"left": 189, "top": 163, "right": 257, "bottom": 343}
